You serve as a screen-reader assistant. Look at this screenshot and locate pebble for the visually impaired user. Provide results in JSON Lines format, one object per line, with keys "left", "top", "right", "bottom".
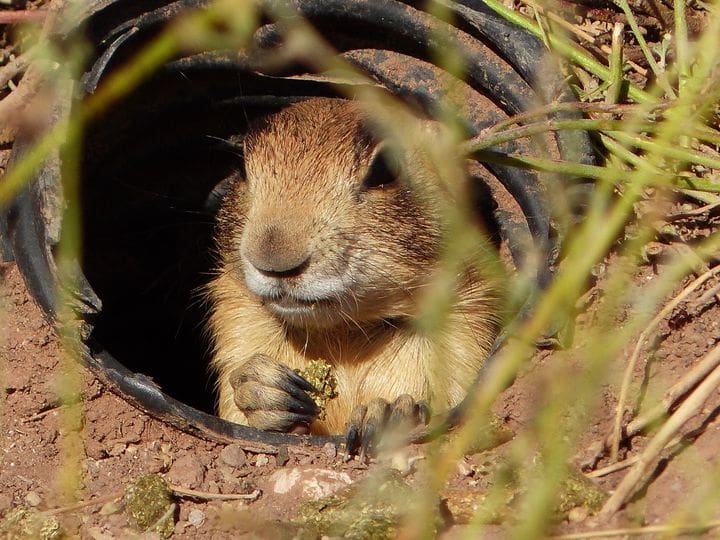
{"left": 568, "top": 506, "right": 590, "bottom": 522}
{"left": 219, "top": 444, "right": 247, "bottom": 468}
{"left": 389, "top": 451, "right": 410, "bottom": 474}
{"left": 276, "top": 445, "right": 289, "bottom": 466}
{"left": 99, "top": 499, "right": 124, "bottom": 516}
{"left": 322, "top": 442, "right": 337, "bottom": 459}
{"left": 188, "top": 509, "right": 206, "bottom": 527}
{"left": 24, "top": 491, "right": 42, "bottom": 507}
{"left": 108, "top": 442, "right": 127, "bottom": 457}
{"left": 166, "top": 454, "right": 205, "bottom": 488}
{"left": 456, "top": 459, "right": 474, "bottom": 477}
{"left": 271, "top": 468, "right": 352, "bottom": 499}
{"left": 255, "top": 454, "right": 269, "bottom": 467}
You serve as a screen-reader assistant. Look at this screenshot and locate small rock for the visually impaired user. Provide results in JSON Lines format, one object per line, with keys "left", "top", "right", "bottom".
{"left": 166, "top": 454, "right": 205, "bottom": 488}
{"left": 568, "top": 506, "right": 590, "bottom": 523}
{"left": 108, "top": 443, "right": 127, "bottom": 457}
{"left": 276, "top": 445, "right": 290, "bottom": 466}
{"left": 254, "top": 454, "right": 269, "bottom": 467}
{"left": 187, "top": 509, "right": 205, "bottom": 527}
{"left": 456, "top": 459, "right": 474, "bottom": 477}
{"left": 271, "top": 468, "right": 352, "bottom": 500}
{"left": 99, "top": 499, "right": 124, "bottom": 516}
{"left": 219, "top": 444, "right": 247, "bottom": 468}
{"left": 24, "top": 491, "right": 42, "bottom": 507}
{"left": 204, "top": 481, "right": 221, "bottom": 494}
{"left": 322, "top": 443, "right": 337, "bottom": 459}
{"left": 295, "top": 470, "right": 422, "bottom": 538}
{"left": 389, "top": 451, "right": 410, "bottom": 474}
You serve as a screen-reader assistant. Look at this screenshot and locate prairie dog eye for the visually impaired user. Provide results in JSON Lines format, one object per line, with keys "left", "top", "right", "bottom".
{"left": 362, "top": 145, "right": 402, "bottom": 191}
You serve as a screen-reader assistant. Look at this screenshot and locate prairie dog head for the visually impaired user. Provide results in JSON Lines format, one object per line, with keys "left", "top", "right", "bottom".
{"left": 215, "top": 97, "right": 461, "bottom": 329}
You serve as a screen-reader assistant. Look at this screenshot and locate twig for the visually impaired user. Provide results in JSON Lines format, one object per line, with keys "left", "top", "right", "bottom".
{"left": 521, "top": 0, "right": 596, "bottom": 43}
{"left": 614, "top": 0, "right": 676, "bottom": 98}
{"left": 586, "top": 455, "right": 639, "bottom": 478}
{"left": 606, "top": 22, "right": 624, "bottom": 105}
{"left": 609, "top": 264, "right": 720, "bottom": 461}
{"left": 0, "top": 1, "right": 63, "bottom": 139}
{"left": 21, "top": 405, "right": 61, "bottom": 422}
{"left": 696, "top": 283, "right": 720, "bottom": 306}
{"left": 588, "top": 433, "right": 686, "bottom": 478}
{"left": 611, "top": 131, "right": 720, "bottom": 170}
{"left": 44, "top": 492, "right": 123, "bottom": 515}
{"left": 602, "top": 46, "right": 648, "bottom": 77}
{"left": 169, "top": 485, "right": 262, "bottom": 502}
{"left": 0, "top": 10, "right": 48, "bottom": 24}
{"left": 0, "top": 50, "right": 31, "bottom": 90}
{"left": 674, "top": 0, "right": 690, "bottom": 91}
{"left": 42, "top": 484, "right": 261, "bottom": 516}
{"left": 602, "top": 342, "right": 720, "bottom": 515}
{"left": 480, "top": 0, "right": 652, "bottom": 102}
{"left": 552, "top": 520, "right": 720, "bottom": 539}
{"left": 667, "top": 201, "right": 720, "bottom": 220}
{"left": 621, "top": 341, "right": 720, "bottom": 439}
{"left": 520, "top": 0, "right": 648, "bottom": 76}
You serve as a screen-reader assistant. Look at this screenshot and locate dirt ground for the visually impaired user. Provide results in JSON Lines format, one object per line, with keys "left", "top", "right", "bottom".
{"left": 2, "top": 1, "right": 720, "bottom": 538}
{"left": 2, "top": 236, "right": 720, "bottom": 538}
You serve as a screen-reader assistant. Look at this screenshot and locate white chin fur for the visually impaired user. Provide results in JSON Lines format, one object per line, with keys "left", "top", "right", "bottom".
{"left": 242, "top": 260, "right": 349, "bottom": 306}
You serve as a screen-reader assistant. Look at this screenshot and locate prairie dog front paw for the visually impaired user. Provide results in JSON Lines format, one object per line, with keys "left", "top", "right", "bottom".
{"left": 229, "top": 353, "right": 319, "bottom": 432}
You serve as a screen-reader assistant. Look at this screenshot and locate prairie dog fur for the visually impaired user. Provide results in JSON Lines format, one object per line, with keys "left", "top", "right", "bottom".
{"left": 208, "top": 98, "right": 498, "bottom": 435}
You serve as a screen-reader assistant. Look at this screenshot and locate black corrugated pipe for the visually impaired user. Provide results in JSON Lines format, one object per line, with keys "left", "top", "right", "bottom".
{"left": 0, "top": 0, "right": 595, "bottom": 446}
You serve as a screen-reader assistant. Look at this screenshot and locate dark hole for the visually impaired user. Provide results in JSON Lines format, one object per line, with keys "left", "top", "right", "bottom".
{"left": 78, "top": 75, "right": 273, "bottom": 412}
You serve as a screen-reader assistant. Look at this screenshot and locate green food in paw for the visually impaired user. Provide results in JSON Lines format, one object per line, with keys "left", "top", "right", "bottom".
{"left": 125, "top": 474, "right": 176, "bottom": 538}
{"left": 298, "top": 359, "right": 338, "bottom": 420}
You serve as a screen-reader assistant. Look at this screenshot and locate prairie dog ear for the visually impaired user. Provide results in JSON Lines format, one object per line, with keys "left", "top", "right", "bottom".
{"left": 205, "top": 176, "right": 238, "bottom": 214}
{"left": 203, "top": 136, "right": 247, "bottom": 214}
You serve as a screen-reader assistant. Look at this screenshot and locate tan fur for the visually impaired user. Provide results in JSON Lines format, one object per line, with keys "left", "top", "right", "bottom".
{"left": 207, "top": 98, "right": 498, "bottom": 434}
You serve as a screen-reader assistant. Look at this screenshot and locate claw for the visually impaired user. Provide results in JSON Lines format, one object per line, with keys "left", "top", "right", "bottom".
{"left": 285, "top": 366, "right": 319, "bottom": 394}
{"left": 344, "top": 424, "right": 361, "bottom": 462}
{"left": 416, "top": 400, "right": 431, "bottom": 425}
{"left": 388, "top": 394, "right": 416, "bottom": 428}
{"left": 228, "top": 354, "right": 320, "bottom": 432}
{"left": 344, "top": 404, "right": 367, "bottom": 461}
{"left": 343, "top": 395, "right": 431, "bottom": 460}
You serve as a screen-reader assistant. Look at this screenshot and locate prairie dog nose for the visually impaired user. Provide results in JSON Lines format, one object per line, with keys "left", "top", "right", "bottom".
{"left": 243, "top": 223, "right": 310, "bottom": 277}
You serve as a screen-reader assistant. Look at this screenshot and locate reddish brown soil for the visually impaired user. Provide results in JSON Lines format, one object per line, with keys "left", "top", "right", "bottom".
{"left": 2, "top": 2, "right": 720, "bottom": 538}
{"left": 3, "top": 239, "right": 720, "bottom": 538}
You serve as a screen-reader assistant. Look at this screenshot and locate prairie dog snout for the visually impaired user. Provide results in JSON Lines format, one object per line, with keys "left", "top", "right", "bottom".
{"left": 208, "top": 97, "right": 499, "bottom": 435}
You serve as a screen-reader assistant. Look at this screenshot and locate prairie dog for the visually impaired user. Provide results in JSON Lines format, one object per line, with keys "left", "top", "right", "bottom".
{"left": 208, "top": 98, "right": 498, "bottom": 435}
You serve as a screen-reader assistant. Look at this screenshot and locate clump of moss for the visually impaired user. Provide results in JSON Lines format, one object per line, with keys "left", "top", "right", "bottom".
{"left": 124, "top": 474, "right": 176, "bottom": 538}
{"left": 298, "top": 359, "right": 338, "bottom": 420}
{"left": 555, "top": 467, "right": 608, "bottom": 516}
{"left": 0, "top": 507, "right": 64, "bottom": 540}
{"left": 445, "top": 447, "right": 609, "bottom": 525}
{"left": 294, "top": 469, "right": 437, "bottom": 539}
